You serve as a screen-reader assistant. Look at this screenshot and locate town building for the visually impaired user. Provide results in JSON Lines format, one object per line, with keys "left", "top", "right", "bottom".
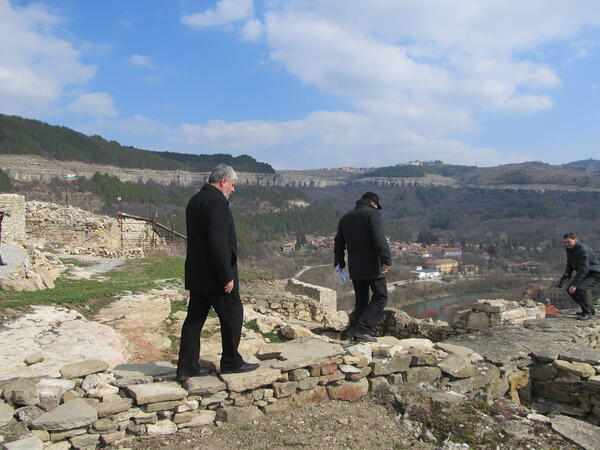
{"left": 425, "top": 258, "right": 459, "bottom": 274}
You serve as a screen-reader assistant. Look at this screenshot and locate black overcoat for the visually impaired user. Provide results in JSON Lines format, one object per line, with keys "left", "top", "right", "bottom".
{"left": 334, "top": 199, "right": 392, "bottom": 280}
{"left": 184, "top": 184, "right": 238, "bottom": 294}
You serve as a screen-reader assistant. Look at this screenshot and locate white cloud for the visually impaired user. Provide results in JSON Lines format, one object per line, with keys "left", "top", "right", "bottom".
{"left": 181, "top": 0, "right": 253, "bottom": 28}
{"left": 241, "top": 19, "right": 263, "bottom": 42}
{"left": 126, "top": 54, "right": 155, "bottom": 69}
{"left": 0, "top": 0, "right": 95, "bottom": 116}
{"left": 67, "top": 92, "right": 118, "bottom": 117}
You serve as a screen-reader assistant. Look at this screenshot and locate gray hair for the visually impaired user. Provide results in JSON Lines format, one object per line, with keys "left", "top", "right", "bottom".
{"left": 208, "top": 164, "right": 237, "bottom": 183}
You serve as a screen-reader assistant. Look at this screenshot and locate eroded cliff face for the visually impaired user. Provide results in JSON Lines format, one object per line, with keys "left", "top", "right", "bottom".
{"left": 0, "top": 155, "right": 459, "bottom": 189}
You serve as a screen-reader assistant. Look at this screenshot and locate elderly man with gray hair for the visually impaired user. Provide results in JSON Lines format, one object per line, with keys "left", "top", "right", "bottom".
{"left": 177, "top": 164, "right": 258, "bottom": 382}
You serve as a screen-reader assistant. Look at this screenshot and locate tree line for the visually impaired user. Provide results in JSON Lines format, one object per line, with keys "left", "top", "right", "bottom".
{"left": 0, "top": 114, "right": 274, "bottom": 173}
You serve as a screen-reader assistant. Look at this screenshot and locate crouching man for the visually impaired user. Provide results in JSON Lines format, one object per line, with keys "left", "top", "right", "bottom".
{"left": 559, "top": 232, "right": 600, "bottom": 320}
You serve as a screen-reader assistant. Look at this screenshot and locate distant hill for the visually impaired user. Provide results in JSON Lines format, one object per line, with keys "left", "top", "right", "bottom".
{"left": 564, "top": 159, "right": 600, "bottom": 172}
{"left": 0, "top": 114, "right": 274, "bottom": 173}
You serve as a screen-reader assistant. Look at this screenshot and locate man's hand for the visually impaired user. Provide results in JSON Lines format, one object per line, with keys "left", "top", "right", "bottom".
{"left": 224, "top": 280, "right": 234, "bottom": 294}
{"left": 381, "top": 264, "right": 391, "bottom": 274}
{"left": 558, "top": 273, "right": 569, "bottom": 288}
{"left": 568, "top": 285, "right": 577, "bottom": 294}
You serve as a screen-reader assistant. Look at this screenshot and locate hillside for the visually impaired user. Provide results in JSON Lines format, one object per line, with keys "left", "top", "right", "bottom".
{"left": 0, "top": 114, "right": 274, "bottom": 173}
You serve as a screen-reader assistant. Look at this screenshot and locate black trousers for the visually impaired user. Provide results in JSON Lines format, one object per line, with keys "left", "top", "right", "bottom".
{"left": 177, "top": 290, "right": 244, "bottom": 374}
{"left": 568, "top": 272, "right": 600, "bottom": 314}
{"left": 351, "top": 278, "right": 388, "bottom": 334}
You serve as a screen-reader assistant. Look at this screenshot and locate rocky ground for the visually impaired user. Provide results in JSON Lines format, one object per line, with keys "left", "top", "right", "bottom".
{"left": 112, "top": 387, "right": 575, "bottom": 450}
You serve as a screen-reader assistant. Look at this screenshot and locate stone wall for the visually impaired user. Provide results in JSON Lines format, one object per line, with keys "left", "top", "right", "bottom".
{"left": 0, "top": 194, "right": 26, "bottom": 242}
{"left": 284, "top": 278, "right": 337, "bottom": 311}
{"left": 454, "top": 299, "right": 546, "bottom": 331}
{"left": 25, "top": 201, "right": 165, "bottom": 258}
{"left": 0, "top": 336, "right": 514, "bottom": 449}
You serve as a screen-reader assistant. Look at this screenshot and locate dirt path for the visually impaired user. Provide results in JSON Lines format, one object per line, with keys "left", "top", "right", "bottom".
{"left": 57, "top": 253, "right": 126, "bottom": 276}
{"left": 0, "top": 244, "right": 27, "bottom": 277}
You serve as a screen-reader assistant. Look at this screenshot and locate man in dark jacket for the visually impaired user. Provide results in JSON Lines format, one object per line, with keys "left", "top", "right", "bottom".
{"left": 559, "top": 232, "right": 600, "bottom": 320}
{"left": 334, "top": 192, "right": 392, "bottom": 342}
{"left": 177, "top": 164, "right": 258, "bottom": 382}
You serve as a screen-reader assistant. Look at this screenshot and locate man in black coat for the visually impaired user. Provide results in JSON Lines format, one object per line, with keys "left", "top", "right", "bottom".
{"left": 559, "top": 232, "right": 600, "bottom": 320}
{"left": 334, "top": 192, "right": 392, "bottom": 342}
{"left": 177, "top": 164, "right": 258, "bottom": 382}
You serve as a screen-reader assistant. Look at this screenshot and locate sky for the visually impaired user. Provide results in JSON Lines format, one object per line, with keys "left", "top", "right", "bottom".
{"left": 1, "top": 0, "right": 600, "bottom": 170}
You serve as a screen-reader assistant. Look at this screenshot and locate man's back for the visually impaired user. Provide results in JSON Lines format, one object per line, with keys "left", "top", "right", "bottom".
{"left": 334, "top": 200, "right": 391, "bottom": 280}
{"left": 185, "top": 184, "right": 237, "bottom": 293}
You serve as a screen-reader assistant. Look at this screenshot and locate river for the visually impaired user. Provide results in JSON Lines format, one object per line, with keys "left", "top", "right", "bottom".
{"left": 402, "top": 291, "right": 495, "bottom": 323}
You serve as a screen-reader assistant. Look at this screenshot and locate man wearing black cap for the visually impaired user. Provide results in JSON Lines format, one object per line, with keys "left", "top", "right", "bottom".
{"left": 334, "top": 192, "right": 392, "bottom": 342}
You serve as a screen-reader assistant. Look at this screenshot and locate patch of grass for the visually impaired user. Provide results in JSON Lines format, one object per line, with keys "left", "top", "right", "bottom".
{"left": 239, "top": 269, "right": 273, "bottom": 281}
{"left": 0, "top": 256, "right": 185, "bottom": 312}
{"left": 59, "top": 257, "right": 95, "bottom": 267}
{"left": 243, "top": 319, "right": 288, "bottom": 343}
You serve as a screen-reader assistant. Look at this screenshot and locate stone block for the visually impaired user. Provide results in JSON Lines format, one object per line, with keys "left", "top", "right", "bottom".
{"left": 147, "top": 420, "right": 177, "bottom": 435}
{"left": 466, "top": 311, "right": 489, "bottom": 330}
{"left": 4, "top": 436, "right": 43, "bottom": 450}
{"left": 386, "top": 373, "right": 404, "bottom": 386}
{"left": 144, "top": 399, "right": 185, "bottom": 412}
{"left": 0, "top": 401, "right": 14, "bottom": 426}
{"left": 183, "top": 375, "right": 226, "bottom": 395}
{"left": 256, "top": 343, "right": 284, "bottom": 360}
{"left": 100, "top": 430, "right": 125, "bottom": 445}
{"left": 127, "top": 382, "right": 187, "bottom": 404}
{"left": 531, "top": 363, "right": 557, "bottom": 381}
{"left": 326, "top": 379, "right": 368, "bottom": 402}
{"left": 177, "top": 410, "right": 216, "bottom": 429}
{"left": 31, "top": 398, "right": 98, "bottom": 431}
{"left": 49, "top": 427, "right": 87, "bottom": 441}
{"left": 410, "top": 351, "right": 438, "bottom": 366}
{"left": 298, "top": 377, "right": 319, "bottom": 391}
{"left": 405, "top": 367, "right": 441, "bottom": 383}
{"left": 200, "top": 391, "right": 228, "bottom": 406}
{"left": 553, "top": 360, "right": 596, "bottom": 378}
{"left": 293, "top": 386, "right": 329, "bottom": 404}
{"left": 216, "top": 405, "right": 264, "bottom": 424}
{"left": 369, "top": 377, "right": 390, "bottom": 392}
{"left": 93, "top": 418, "right": 118, "bottom": 432}
{"left": 269, "top": 339, "right": 345, "bottom": 371}
{"left": 486, "top": 377, "right": 509, "bottom": 400}
{"left": 219, "top": 367, "right": 281, "bottom": 392}
{"left": 94, "top": 398, "right": 133, "bottom": 418}
{"left": 285, "top": 278, "right": 337, "bottom": 310}
{"left": 132, "top": 411, "right": 158, "bottom": 424}
{"left": 59, "top": 360, "right": 109, "bottom": 379}
{"left": 280, "top": 324, "right": 315, "bottom": 339}
{"left": 289, "top": 368, "right": 310, "bottom": 381}
{"left": 321, "top": 361, "right": 338, "bottom": 375}
{"left": 25, "top": 352, "right": 44, "bottom": 365}
{"left": 438, "top": 354, "right": 475, "bottom": 379}
{"left": 370, "top": 355, "right": 411, "bottom": 376}
{"left": 273, "top": 381, "right": 298, "bottom": 398}
{"left": 15, "top": 405, "right": 43, "bottom": 426}
{"left": 339, "top": 364, "right": 361, "bottom": 374}
{"left": 69, "top": 433, "right": 99, "bottom": 449}
{"left": 319, "top": 370, "right": 345, "bottom": 384}
{"left": 346, "top": 366, "right": 372, "bottom": 381}
{"left": 3, "top": 379, "right": 39, "bottom": 406}
{"left": 233, "top": 393, "right": 254, "bottom": 407}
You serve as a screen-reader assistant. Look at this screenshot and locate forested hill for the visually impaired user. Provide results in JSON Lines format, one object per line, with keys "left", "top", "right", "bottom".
{"left": 0, "top": 114, "right": 274, "bottom": 173}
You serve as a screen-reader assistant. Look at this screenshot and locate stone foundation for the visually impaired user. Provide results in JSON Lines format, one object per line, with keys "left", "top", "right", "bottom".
{"left": 285, "top": 278, "right": 337, "bottom": 311}
{"left": 0, "top": 336, "right": 519, "bottom": 449}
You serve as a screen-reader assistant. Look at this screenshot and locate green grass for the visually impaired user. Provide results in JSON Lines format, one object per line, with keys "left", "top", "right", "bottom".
{"left": 0, "top": 256, "right": 185, "bottom": 311}
{"left": 239, "top": 269, "right": 273, "bottom": 281}
{"left": 59, "top": 257, "right": 95, "bottom": 267}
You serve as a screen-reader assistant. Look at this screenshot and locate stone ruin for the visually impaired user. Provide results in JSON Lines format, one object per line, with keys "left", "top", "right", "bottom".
{"left": 0, "top": 194, "right": 26, "bottom": 242}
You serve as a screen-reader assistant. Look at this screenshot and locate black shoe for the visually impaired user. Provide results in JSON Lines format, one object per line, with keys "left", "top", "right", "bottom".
{"left": 576, "top": 313, "right": 593, "bottom": 321}
{"left": 591, "top": 306, "right": 596, "bottom": 316}
{"left": 177, "top": 367, "right": 210, "bottom": 382}
{"left": 575, "top": 310, "right": 586, "bottom": 316}
{"left": 0, "top": 262, "right": 6, "bottom": 266}
{"left": 220, "top": 362, "right": 260, "bottom": 374}
{"left": 352, "top": 332, "right": 377, "bottom": 343}
{"left": 340, "top": 327, "right": 355, "bottom": 341}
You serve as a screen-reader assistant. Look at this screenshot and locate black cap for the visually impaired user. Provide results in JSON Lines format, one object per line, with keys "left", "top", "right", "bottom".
{"left": 361, "top": 192, "right": 382, "bottom": 209}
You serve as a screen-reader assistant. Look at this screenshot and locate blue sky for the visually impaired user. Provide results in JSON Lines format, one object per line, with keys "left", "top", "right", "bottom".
{"left": 1, "top": 0, "right": 600, "bottom": 169}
